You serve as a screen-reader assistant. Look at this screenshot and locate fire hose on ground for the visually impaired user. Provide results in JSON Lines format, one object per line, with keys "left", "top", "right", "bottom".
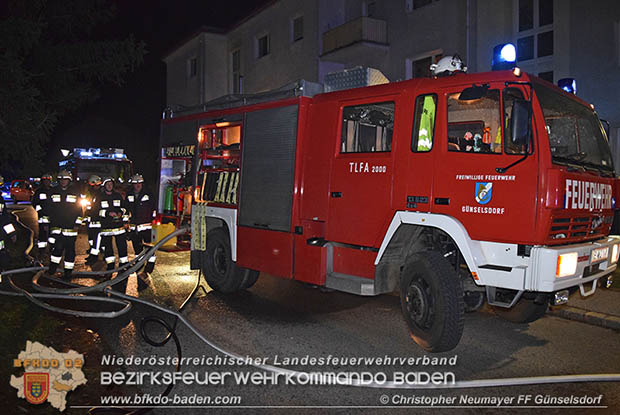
{"left": 0, "top": 226, "right": 619, "bottom": 413}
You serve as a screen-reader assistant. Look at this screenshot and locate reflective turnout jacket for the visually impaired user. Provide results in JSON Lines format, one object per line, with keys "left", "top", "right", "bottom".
{"left": 48, "top": 185, "right": 83, "bottom": 230}
{"left": 91, "top": 190, "right": 128, "bottom": 230}
{"left": 33, "top": 185, "right": 52, "bottom": 224}
{"left": 126, "top": 189, "right": 155, "bottom": 229}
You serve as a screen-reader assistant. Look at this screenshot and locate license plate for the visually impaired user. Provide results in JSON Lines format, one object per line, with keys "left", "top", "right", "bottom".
{"left": 591, "top": 247, "right": 609, "bottom": 263}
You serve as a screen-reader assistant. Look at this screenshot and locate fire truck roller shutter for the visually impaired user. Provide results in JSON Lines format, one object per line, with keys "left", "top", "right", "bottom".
{"left": 238, "top": 105, "right": 299, "bottom": 232}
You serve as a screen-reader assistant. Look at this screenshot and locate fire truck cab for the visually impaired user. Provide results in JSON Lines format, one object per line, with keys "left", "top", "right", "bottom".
{"left": 163, "top": 67, "right": 619, "bottom": 352}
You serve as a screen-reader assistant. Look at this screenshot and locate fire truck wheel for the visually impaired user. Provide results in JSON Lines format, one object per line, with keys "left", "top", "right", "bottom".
{"left": 491, "top": 297, "right": 547, "bottom": 323}
{"left": 203, "top": 228, "right": 245, "bottom": 293}
{"left": 239, "top": 269, "right": 260, "bottom": 290}
{"left": 400, "top": 251, "right": 464, "bottom": 353}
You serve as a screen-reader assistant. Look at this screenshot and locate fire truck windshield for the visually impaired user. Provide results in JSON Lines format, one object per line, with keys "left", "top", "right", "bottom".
{"left": 533, "top": 82, "right": 614, "bottom": 173}
{"left": 77, "top": 159, "right": 131, "bottom": 182}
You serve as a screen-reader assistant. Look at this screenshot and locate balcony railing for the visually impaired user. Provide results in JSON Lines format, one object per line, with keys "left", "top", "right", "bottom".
{"left": 322, "top": 17, "right": 388, "bottom": 55}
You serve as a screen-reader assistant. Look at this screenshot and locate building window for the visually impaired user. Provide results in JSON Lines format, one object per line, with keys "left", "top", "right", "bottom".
{"left": 406, "top": 0, "right": 435, "bottom": 12}
{"left": 538, "top": 71, "right": 553, "bottom": 83}
{"left": 231, "top": 49, "right": 242, "bottom": 94}
{"left": 410, "top": 53, "right": 443, "bottom": 79}
{"left": 340, "top": 102, "right": 394, "bottom": 153}
{"left": 188, "top": 57, "right": 197, "bottom": 78}
{"left": 257, "top": 34, "right": 270, "bottom": 58}
{"left": 364, "top": 1, "right": 376, "bottom": 17}
{"left": 516, "top": 0, "right": 553, "bottom": 62}
{"left": 292, "top": 16, "right": 303, "bottom": 42}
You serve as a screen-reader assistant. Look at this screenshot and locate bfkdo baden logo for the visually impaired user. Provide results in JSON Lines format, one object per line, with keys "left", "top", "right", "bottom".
{"left": 10, "top": 341, "right": 87, "bottom": 412}
{"left": 25, "top": 372, "right": 50, "bottom": 404}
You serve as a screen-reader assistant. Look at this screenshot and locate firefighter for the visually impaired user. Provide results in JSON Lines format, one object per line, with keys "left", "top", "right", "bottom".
{"left": 126, "top": 173, "right": 156, "bottom": 289}
{"left": 0, "top": 198, "right": 15, "bottom": 270}
{"left": 91, "top": 177, "right": 129, "bottom": 291}
{"left": 33, "top": 173, "right": 53, "bottom": 258}
{"left": 47, "top": 170, "right": 83, "bottom": 278}
{"left": 85, "top": 175, "right": 103, "bottom": 264}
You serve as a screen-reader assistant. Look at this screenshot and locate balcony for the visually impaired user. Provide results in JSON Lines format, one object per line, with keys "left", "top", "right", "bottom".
{"left": 322, "top": 17, "right": 389, "bottom": 63}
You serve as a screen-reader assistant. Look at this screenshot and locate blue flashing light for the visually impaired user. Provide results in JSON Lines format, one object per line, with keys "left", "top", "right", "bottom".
{"left": 492, "top": 43, "right": 516, "bottom": 71}
{"left": 558, "top": 78, "right": 577, "bottom": 95}
{"left": 80, "top": 151, "right": 93, "bottom": 157}
{"left": 500, "top": 44, "right": 516, "bottom": 63}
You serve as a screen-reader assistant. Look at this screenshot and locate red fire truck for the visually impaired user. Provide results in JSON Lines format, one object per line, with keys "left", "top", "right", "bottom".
{"left": 161, "top": 62, "right": 619, "bottom": 352}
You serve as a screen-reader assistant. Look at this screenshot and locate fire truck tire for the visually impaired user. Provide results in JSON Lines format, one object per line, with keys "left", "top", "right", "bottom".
{"left": 240, "top": 270, "right": 260, "bottom": 290}
{"left": 399, "top": 251, "right": 464, "bottom": 353}
{"left": 491, "top": 297, "right": 547, "bottom": 323}
{"left": 203, "top": 228, "right": 245, "bottom": 293}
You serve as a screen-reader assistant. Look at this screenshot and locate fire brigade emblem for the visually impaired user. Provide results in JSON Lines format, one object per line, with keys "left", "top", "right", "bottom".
{"left": 475, "top": 182, "right": 493, "bottom": 205}
{"left": 24, "top": 373, "right": 49, "bottom": 405}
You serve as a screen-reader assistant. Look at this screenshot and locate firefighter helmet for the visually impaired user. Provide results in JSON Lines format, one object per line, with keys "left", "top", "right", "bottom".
{"left": 88, "top": 175, "right": 102, "bottom": 186}
{"left": 57, "top": 170, "right": 73, "bottom": 180}
{"left": 430, "top": 55, "right": 468, "bottom": 77}
{"left": 41, "top": 172, "right": 53, "bottom": 181}
{"left": 101, "top": 177, "right": 114, "bottom": 187}
{"left": 129, "top": 174, "right": 144, "bottom": 184}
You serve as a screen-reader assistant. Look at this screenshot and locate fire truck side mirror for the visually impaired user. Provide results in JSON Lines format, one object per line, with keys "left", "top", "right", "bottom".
{"left": 510, "top": 99, "right": 531, "bottom": 147}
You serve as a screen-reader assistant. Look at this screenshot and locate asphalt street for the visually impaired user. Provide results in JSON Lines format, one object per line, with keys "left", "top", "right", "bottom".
{"left": 4, "top": 203, "right": 620, "bottom": 413}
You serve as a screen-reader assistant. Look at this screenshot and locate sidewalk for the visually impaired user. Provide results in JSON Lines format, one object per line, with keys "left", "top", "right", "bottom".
{"left": 549, "top": 281, "right": 620, "bottom": 331}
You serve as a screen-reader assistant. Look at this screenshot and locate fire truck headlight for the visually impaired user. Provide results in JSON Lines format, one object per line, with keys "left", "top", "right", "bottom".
{"left": 611, "top": 244, "right": 619, "bottom": 264}
{"left": 556, "top": 252, "right": 578, "bottom": 277}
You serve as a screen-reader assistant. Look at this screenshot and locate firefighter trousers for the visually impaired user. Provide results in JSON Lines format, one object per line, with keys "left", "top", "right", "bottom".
{"left": 37, "top": 223, "right": 49, "bottom": 250}
{"left": 128, "top": 226, "right": 155, "bottom": 273}
{"left": 95, "top": 228, "right": 129, "bottom": 293}
{"left": 49, "top": 228, "right": 77, "bottom": 274}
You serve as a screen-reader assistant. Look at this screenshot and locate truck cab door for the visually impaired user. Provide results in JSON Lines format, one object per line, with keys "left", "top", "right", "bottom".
{"left": 326, "top": 98, "right": 397, "bottom": 247}
{"left": 431, "top": 84, "right": 538, "bottom": 243}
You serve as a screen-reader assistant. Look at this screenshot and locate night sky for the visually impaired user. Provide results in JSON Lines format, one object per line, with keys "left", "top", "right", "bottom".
{"left": 49, "top": 0, "right": 271, "bottom": 184}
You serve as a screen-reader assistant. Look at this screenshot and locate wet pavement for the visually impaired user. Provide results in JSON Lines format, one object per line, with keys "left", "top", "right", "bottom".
{"left": 3, "top": 204, "right": 620, "bottom": 413}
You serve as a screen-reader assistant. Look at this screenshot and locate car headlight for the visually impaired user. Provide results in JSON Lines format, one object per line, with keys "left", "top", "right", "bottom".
{"left": 556, "top": 252, "right": 578, "bottom": 277}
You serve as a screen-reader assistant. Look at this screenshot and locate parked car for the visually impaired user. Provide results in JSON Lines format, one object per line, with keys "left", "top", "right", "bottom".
{"left": 10, "top": 180, "right": 34, "bottom": 202}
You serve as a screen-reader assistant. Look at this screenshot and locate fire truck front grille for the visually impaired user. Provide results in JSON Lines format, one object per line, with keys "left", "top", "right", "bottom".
{"left": 547, "top": 214, "right": 611, "bottom": 243}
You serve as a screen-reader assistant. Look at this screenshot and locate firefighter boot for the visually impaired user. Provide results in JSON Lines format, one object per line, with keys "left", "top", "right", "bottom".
{"left": 106, "top": 262, "right": 116, "bottom": 271}
{"left": 137, "top": 272, "right": 151, "bottom": 291}
{"left": 63, "top": 269, "right": 72, "bottom": 280}
{"left": 47, "top": 263, "right": 57, "bottom": 275}
{"left": 85, "top": 254, "right": 98, "bottom": 266}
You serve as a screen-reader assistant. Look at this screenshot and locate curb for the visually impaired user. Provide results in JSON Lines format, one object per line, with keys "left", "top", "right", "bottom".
{"left": 549, "top": 306, "right": 620, "bottom": 331}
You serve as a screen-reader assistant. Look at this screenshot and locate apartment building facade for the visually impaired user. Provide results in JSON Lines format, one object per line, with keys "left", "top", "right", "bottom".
{"left": 164, "top": 0, "right": 620, "bottom": 165}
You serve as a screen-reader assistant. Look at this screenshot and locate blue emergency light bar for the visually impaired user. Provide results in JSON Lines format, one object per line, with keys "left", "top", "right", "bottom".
{"left": 557, "top": 78, "right": 577, "bottom": 94}
{"left": 72, "top": 148, "right": 127, "bottom": 160}
{"left": 491, "top": 43, "right": 516, "bottom": 71}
